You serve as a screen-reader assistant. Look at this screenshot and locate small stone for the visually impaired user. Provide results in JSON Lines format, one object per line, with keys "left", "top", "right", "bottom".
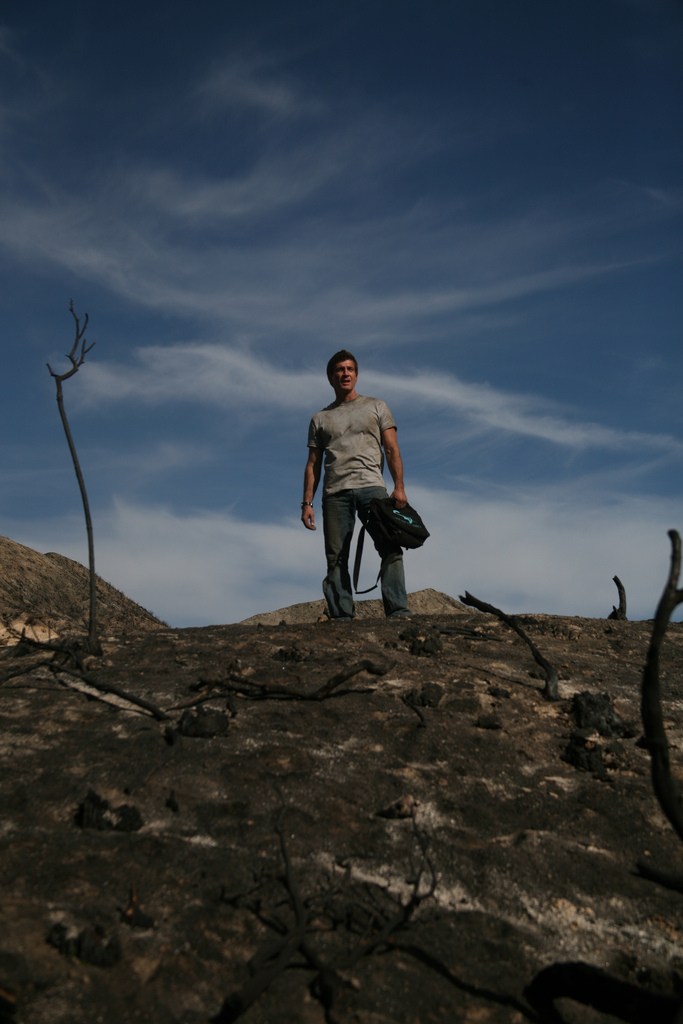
{"left": 376, "top": 794, "right": 419, "bottom": 819}
{"left": 421, "top": 682, "right": 444, "bottom": 706}
{"left": 476, "top": 714, "right": 503, "bottom": 730}
{"left": 178, "top": 706, "right": 229, "bottom": 738}
{"left": 75, "top": 790, "right": 142, "bottom": 832}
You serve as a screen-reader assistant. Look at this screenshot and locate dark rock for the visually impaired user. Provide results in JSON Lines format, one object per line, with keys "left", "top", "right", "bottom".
{"left": 74, "top": 789, "right": 142, "bottom": 832}
{"left": 178, "top": 706, "right": 229, "bottom": 738}
{"left": 77, "top": 928, "right": 121, "bottom": 967}
{"left": 163, "top": 725, "right": 179, "bottom": 746}
{"left": 46, "top": 923, "right": 78, "bottom": 958}
{"left": 570, "top": 691, "right": 634, "bottom": 738}
{"left": 562, "top": 733, "right": 607, "bottom": 777}
{"left": 120, "top": 902, "right": 154, "bottom": 930}
{"left": 405, "top": 682, "right": 444, "bottom": 708}
{"left": 47, "top": 924, "right": 121, "bottom": 967}
{"left": 420, "top": 682, "right": 445, "bottom": 707}
{"left": 399, "top": 626, "right": 443, "bottom": 657}
{"left": 272, "top": 644, "right": 310, "bottom": 662}
{"left": 476, "top": 714, "right": 503, "bottom": 730}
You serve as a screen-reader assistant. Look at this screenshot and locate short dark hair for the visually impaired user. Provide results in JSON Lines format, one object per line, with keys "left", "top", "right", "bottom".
{"left": 326, "top": 349, "right": 358, "bottom": 383}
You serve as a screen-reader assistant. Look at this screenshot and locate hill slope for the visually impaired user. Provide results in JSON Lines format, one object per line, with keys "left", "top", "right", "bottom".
{"left": 0, "top": 535, "right": 164, "bottom": 643}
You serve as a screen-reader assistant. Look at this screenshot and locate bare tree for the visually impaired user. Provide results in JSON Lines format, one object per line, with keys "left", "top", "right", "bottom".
{"left": 47, "top": 302, "right": 102, "bottom": 655}
{"left": 608, "top": 575, "right": 628, "bottom": 620}
{"left": 640, "top": 529, "right": 683, "bottom": 842}
{"left": 459, "top": 590, "right": 559, "bottom": 701}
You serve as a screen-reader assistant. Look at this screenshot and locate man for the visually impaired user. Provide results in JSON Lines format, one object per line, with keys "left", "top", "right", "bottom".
{"left": 301, "top": 350, "right": 411, "bottom": 620}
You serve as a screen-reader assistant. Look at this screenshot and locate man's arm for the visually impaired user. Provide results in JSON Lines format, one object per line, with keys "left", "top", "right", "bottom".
{"left": 381, "top": 428, "right": 407, "bottom": 508}
{"left": 302, "top": 447, "right": 322, "bottom": 530}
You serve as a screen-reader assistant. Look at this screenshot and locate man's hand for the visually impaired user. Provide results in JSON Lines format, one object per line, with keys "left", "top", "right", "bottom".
{"left": 390, "top": 487, "right": 408, "bottom": 509}
{"left": 302, "top": 449, "right": 321, "bottom": 530}
{"left": 302, "top": 504, "right": 316, "bottom": 530}
{"left": 382, "top": 429, "right": 407, "bottom": 509}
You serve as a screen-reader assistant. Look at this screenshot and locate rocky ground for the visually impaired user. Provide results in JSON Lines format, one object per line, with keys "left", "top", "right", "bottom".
{"left": 1, "top": 584, "right": 683, "bottom": 1023}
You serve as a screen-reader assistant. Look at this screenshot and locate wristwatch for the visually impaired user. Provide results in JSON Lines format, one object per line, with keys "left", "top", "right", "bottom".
{"left": 301, "top": 501, "right": 313, "bottom": 508}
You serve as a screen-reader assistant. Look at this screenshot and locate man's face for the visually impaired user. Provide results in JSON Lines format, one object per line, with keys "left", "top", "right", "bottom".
{"left": 331, "top": 360, "right": 357, "bottom": 394}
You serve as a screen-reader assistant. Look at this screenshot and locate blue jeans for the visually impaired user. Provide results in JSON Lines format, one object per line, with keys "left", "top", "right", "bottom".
{"left": 322, "top": 486, "right": 410, "bottom": 619}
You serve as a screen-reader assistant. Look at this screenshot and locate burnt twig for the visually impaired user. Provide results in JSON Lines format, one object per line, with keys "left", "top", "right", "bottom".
{"left": 225, "top": 660, "right": 393, "bottom": 703}
{"left": 213, "top": 821, "right": 308, "bottom": 1023}
{"left": 51, "top": 664, "right": 168, "bottom": 721}
{"left": 166, "top": 688, "right": 221, "bottom": 711}
{"left": 214, "top": 824, "right": 436, "bottom": 1024}
{"left": 2, "top": 635, "right": 168, "bottom": 719}
{"left": 394, "top": 943, "right": 540, "bottom": 1021}
{"left": 459, "top": 592, "right": 559, "bottom": 701}
{"left": 608, "top": 575, "right": 628, "bottom": 620}
{"left": 47, "top": 302, "right": 101, "bottom": 655}
{"left": 401, "top": 692, "right": 427, "bottom": 726}
{"left": 640, "top": 530, "right": 683, "bottom": 844}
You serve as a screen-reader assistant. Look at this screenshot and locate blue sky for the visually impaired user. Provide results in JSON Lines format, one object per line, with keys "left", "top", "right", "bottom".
{"left": 1, "top": 0, "right": 681, "bottom": 625}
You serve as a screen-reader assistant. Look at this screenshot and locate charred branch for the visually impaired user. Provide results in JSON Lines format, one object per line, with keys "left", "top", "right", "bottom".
{"left": 223, "top": 659, "right": 393, "bottom": 703}
{"left": 0, "top": 659, "right": 55, "bottom": 686}
{"left": 51, "top": 663, "right": 169, "bottom": 721}
{"left": 459, "top": 592, "right": 559, "bottom": 701}
{"left": 46, "top": 303, "right": 101, "bottom": 655}
{"left": 401, "top": 691, "right": 427, "bottom": 726}
{"left": 393, "top": 943, "right": 538, "bottom": 1021}
{"left": 608, "top": 575, "right": 628, "bottom": 620}
{"left": 11, "top": 635, "right": 169, "bottom": 720}
{"left": 640, "top": 529, "right": 683, "bottom": 844}
{"left": 214, "top": 824, "right": 436, "bottom": 1024}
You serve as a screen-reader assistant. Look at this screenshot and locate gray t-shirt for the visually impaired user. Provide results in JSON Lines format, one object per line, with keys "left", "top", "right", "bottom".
{"left": 307, "top": 395, "right": 396, "bottom": 496}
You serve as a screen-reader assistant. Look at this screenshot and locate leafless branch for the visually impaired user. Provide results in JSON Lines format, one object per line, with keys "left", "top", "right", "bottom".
{"left": 213, "top": 824, "right": 436, "bottom": 1024}
{"left": 10, "top": 636, "right": 168, "bottom": 721}
{"left": 224, "top": 659, "right": 393, "bottom": 703}
{"left": 46, "top": 302, "right": 101, "bottom": 654}
{"left": 608, "top": 575, "right": 628, "bottom": 620}
{"left": 640, "top": 529, "right": 683, "bottom": 843}
{"left": 459, "top": 591, "right": 559, "bottom": 701}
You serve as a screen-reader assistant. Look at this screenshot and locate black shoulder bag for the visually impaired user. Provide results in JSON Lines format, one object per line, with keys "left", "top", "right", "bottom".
{"left": 353, "top": 497, "right": 430, "bottom": 594}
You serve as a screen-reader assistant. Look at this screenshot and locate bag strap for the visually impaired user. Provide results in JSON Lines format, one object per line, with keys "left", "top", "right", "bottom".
{"left": 352, "top": 523, "right": 383, "bottom": 594}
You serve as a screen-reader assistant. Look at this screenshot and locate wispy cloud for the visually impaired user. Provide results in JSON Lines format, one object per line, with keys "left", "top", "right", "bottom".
{"left": 196, "top": 51, "right": 323, "bottom": 118}
{"left": 0, "top": 181, "right": 665, "bottom": 356}
{"left": 363, "top": 370, "right": 683, "bottom": 453}
{"left": 77, "top": 344, "right": 683, "bottom": 456}
{"left": 0, "top": 44, "right": 676, "bottom": 347}
{"left": 8, "top": 485, "right": 680, "bottom": 626}
{"left": 406, "top": 482, "right": 681, "bottom": 621}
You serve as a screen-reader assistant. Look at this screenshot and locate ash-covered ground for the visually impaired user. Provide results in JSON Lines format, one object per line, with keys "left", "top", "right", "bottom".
{"left": 1, "top": 606, "right": 683, "bottom": 1023}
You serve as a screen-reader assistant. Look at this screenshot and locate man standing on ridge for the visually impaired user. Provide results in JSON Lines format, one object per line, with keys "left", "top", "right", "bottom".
{"left": 301, "top": 350, "right": 412, "bottom": 620}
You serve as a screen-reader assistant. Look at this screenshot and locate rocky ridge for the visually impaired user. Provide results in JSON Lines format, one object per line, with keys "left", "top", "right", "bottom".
{"left": 0, "top": 535, "right": 164, "bottom": 644}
